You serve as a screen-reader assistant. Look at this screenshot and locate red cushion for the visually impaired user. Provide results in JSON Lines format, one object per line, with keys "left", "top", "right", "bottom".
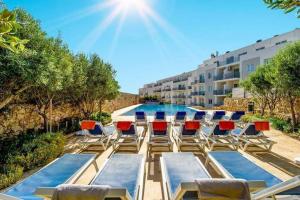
{"left": 81, "top": 120, "right": 96, "bottom": 130}
{"left": 219, "top": 121, "right": 235, "bottom": 130}
{"left": 185, "top": 121, "right": 200, "bottom": 130}
{"left": 152, "top": 121, "right": 168, "bottom": 131}
{"left": 117, "top": 121, "right": 133, "bottom": 131}
{"left": 254, "top": 121, "right": 270, "bottom": 131}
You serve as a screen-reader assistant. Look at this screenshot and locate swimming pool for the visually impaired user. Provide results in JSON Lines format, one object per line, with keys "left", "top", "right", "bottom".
{"left": 122, "top": 104, "right": 198, "bottom": 116}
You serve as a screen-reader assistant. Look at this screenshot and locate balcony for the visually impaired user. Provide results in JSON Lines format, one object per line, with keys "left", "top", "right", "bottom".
{"left": 213, "top": 89, "right": 232, "bottom": 95}
{"left": 191, "top": 92, "right": 198, "bottom": 96}
{"left": 188, "top": 86, "right": 192, "bottom": 89}
{"left": 198, "top": 91, "right": 205, "bottom": 96}
{"left": 217, "top": 56, "right": 240, "bottom": 67}
{"left": 191, "top": 80, "right": 198, "bottom": 85}
{"left": 173, "top": 78, "right": 188, "bottom": 83}
{"left": 154, "top": 89, "right": 161, "bottom": 93}
{"left": 163, "top": 88, "right": 171, "bottom": 92}
{"left": 173, "top": 95, "right": 186, "bottom": 98}
{"left": 173, "top": 87, "right": 186, "bottom": 91}
{"left": 214, "top": 72, "right": 240, "bottom": 81}
{"left": 199, "top": 78, "right": 205, "bottom": 83}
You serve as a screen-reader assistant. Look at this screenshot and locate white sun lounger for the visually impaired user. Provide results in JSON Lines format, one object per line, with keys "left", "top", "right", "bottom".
{"left": 201, "top": 121, "right": 239, "bottom": 150}
{"left": 231, "top": 122, "right": 275, "bottom": 151}
{"left": 79, "top": 120, "right": 116, "bottom": 150}
{"left": 0, "top": 154, "right": 97, "bottom": 200}
{"left": 113, "top": 121, "right": 144, "bottom": 151}
{"left": 148, "top": 121, "right": 173, "bottom": 153}
{"left": 160, "top": 152, "right": 211, "bottom": 200}
{"left": 35, "top": 154, "right": 146, "bottom": 200}
{"left": 172, "top": 121, "right": 205, "bottom": 150}
{"left": 206, "top": 151, "right": 300, "bottom": 199}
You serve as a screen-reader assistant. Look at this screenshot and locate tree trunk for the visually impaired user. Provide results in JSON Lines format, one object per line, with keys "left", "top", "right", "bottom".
{"left": 0, "top": 85, "right": 32, "bottom": 110}
{"left": 49, "top": 98, "right": 53, "bottom": 133}
{"left": 288, "top": 95, "right": 297, "bottom": 128}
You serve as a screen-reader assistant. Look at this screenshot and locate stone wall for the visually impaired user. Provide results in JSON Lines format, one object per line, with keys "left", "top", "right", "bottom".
{"left": 0, "top": 92, "right": 139, "bottom": 135}
{"left": 223, "top": 97, "right": 300, "bottom": 120}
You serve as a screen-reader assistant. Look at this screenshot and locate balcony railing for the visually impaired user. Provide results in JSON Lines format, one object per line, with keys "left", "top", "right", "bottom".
{"left": 217, "top": 56, "right": 240, "bottom": 67}
{"left": 213, "top": 89, "right": 232, "bottom": 95}
{"left": 173, "top": 95, "right": 186, "bottom": 98}
{"left": 173, "top": 78, "right": 188, "bottom": 83}
{"left": 214, "top": 72, "right": 240, "bottom": 81}
{"left": 154, "top": 89, "right": 161, "bottom": 93}
{"left": 163, "top": 88, "right": 171, "bottom": 92}
{"left": 198, "top": 91, "right": 205, "bottom": 96}
{"left": 191, "top": 80, "right": 198, "bottom": 85}
{"left": 191, "top": 92, "right": 198, "bottom": 96}
{"left": 173, "top": 87, "right": 186, "bottom": 90}
{"left": 199, "top": 78, "right": 205, "bottom": 83}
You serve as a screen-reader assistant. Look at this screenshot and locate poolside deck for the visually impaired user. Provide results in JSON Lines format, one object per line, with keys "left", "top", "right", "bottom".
{"left": 67, "top": 105, "right": 300, "bottom": 200}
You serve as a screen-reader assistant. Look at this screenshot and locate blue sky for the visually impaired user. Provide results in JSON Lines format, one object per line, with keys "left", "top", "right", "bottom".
{"left": 6, "top": 0, "right": 300, "bottom": 94}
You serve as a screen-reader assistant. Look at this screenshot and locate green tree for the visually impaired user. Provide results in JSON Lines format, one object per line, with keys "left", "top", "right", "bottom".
{"left": 0, "top": 9, "right": 47, "bottom": 110}
{"left": 263, "top": 0, "right": 300, "bottom": 18}
{"left": 67, "top": 54, "right": 119, "bottom": 118}
{"left": 272, "top": 41, "right": 300, "bottom": 127}
{"left": 0, "top": 8, "right": 28, "bottom": 52}
{"left": 241, "top": 64, "right": 281, "bottom": 116}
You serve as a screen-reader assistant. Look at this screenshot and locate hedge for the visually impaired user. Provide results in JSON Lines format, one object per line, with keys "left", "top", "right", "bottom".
{"left": 90, "top": 112, "right": 112, "bottom": 125}
{"left": 0, "top": 132, "right": 65, "bottom": 189}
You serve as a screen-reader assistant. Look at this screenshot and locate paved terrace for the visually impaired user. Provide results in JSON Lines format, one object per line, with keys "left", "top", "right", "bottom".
{"left": 65, "top": 105, "right": 300, "bottom": 200}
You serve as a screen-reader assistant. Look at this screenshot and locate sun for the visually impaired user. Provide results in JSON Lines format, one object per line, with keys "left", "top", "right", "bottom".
{"left": 115, "top": 0, "right": 148, "bottom": 13}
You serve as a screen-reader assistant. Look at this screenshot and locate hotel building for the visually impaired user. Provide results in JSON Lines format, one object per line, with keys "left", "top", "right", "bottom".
{"left": 139, "top": 29, "right": 300, "bottom": 108}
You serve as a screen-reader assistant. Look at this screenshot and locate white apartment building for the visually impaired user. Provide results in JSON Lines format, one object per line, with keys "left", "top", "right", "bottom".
{"left": 139, "top": 29, "right": 300, "bottom": 108}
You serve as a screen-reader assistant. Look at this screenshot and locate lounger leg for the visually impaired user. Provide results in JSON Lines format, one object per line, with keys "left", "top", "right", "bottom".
{"left": 93, "top": 160, "right": 99, "bottom": 172}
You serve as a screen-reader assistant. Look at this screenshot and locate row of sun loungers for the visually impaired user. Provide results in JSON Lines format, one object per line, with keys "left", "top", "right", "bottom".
{"left": 78, "top": 110, "right": 274, "bottom": 152}
{"left": 1, "top": 152, "right": 299, "bottom": 200}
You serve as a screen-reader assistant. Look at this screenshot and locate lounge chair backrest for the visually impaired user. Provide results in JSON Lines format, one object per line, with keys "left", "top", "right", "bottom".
{"left": 212, "top": 111, "right": 226, "bottom": 120}
{"left": 81, "top": 120, "right": 96, "bottom": 130}
{"left": 219, "top": 121, "right": 235, "bottom": 131}
{"left": 135, "top": 111, "right": 146, "bottom": 120}
{"left": 194, "top": 111, "right": 206, "bottom": 120}
{"left": 254, "top": 121, "right": 270, "bottom": 131}
{"left": 231, "top": 111, "right": 245, "bottom": 120}
{"left": 175, "top": 111, "right": 186, "bottom": 121}
{"left": 182, "top": 121, "right": 200, "bottom": 136}
{"left": 151, "top": 121, "right": 169, "bottom": 135}
{"left": 116, "top": 121, "right": 136, "bottom": 135}
{"left": 155, "top": 111, "right": 165, "bottom": 120}
{"left": 88, "top": 124, "right": 103, "bottom": 135}
{"left": 243, "top": 124, "right": 261, "bottom": 136}
{"left": 212, "top": 124, "right": 230, "bottom": 136}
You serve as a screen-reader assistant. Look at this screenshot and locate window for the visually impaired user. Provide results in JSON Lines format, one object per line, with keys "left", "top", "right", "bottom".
{"left": 208, "top": 86, "right": 212, "bottom": 92}
{"left": 247, "top": 64, "right": 255, "bottom": 72}
{"left": 208, "top": 99, "right": 213, "bottom": 104}
{"left": 226, "top": 56, "right": 234, "bottom": 64}
{"left": 238, "top": 52, "right": 247, "bottom": 57}
{"left": 234, "top": 83, "right": 239, "bottom": 88}
{"left": 208, "top": 73, "right": 212, "bottom": 79}
{"left": 275, "top": 40, "right": 287, "bottom": 45}
{"left": 256, "top": 47, "right": 265, "bottom": 51}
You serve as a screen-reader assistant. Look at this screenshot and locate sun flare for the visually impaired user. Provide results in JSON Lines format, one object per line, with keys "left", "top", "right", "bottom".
{"left": 116, "top": 0, "right": 147, "bottom": 12}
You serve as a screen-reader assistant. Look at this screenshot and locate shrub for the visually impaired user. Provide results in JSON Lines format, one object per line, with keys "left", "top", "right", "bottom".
{"left": 90, "top": 112, "right": 112, "bottom": 125}
{"left": 0, "top": 132, "right": 65, "bottom": 189}
{"left": 241, "top": 114, "right": 265, "bottom": 123}
{"left": 269, "top": 117, "right": 293, "bottom": 133}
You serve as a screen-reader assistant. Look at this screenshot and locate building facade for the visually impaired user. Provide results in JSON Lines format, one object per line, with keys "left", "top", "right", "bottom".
{"left": 139, "top": 29, "right": 300, "bottom": 107}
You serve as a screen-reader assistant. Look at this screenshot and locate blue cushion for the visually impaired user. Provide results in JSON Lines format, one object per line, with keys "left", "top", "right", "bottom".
{"left": 162, "top": 153, "right": 210, "bottom": 199}
{"left": 208, "top": 151, "right": 282, "bottom": 187}
{"left": 121, "top": 125, "right": 136, "bottom": 135}
{"left": 213, "top": 125, "right": 229, "bottom": 136}
{"left": 182, "top": 126, "right": 197, "bottom": 136}
{"left": 212, "top": 111, "right": 226, "bottom": 120}
{"left": 91, "top": 154, "right": 143, "bottom": 199}
{"left": 244, "top": 124, "right": 260, "bottom": 135}
{"left": 175, "top": 112, "right": 186, "bottom": 120}
{"left": 89, "top": 125, "right": 103, "bottom": 135}
{"left": 135, "top": 112, "right": 145, "bottom": 120}
{"left": 155, "top": 112, "right": 165, "bottom": 120}
{"left": 194, "top": 111, "right": 206, "bottom": 120}
{"left": 4, "top": 154, "right": 96, "bottom": 200}
{"left": 231, "top": 111, "right": 245, "bottom": 120}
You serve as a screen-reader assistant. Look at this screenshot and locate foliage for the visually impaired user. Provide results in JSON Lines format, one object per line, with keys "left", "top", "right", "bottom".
{"left": 67, "top": 53, "right": 119, "bottom": 118}
{"left": 90, "top": 112, "right": 112, "bottom": 125}
{"left": 269, "top": 117, "right": 294, "bottom": 132}
{"left": 0, "top": 132, "right": 65, "bottom": 189}
{"left": 264, "top": 0, "right": 300, "bottom": 18}
{"left": 272, "top": 41, "right": 300, "bottom": 126}
{"left": 0, "top": 9, "right": 120, "bottom": 131}
{"left": 241, "top": 114, "right": 266, "bottom": 123}
{"left": 241, "top": 63, "right": 281, "bottom": 116}
{"left": 0, "top": 8, "right": 28, "bottom": 52}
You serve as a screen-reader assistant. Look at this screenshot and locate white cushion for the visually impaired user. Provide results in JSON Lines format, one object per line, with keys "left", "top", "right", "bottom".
{"left": 295, "top": 157, "right": 300, "bottom": 165}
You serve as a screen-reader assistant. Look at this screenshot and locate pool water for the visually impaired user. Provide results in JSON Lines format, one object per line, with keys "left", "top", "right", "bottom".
{"left": 122, "top": 104, "right": 197, "bottom": 116}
